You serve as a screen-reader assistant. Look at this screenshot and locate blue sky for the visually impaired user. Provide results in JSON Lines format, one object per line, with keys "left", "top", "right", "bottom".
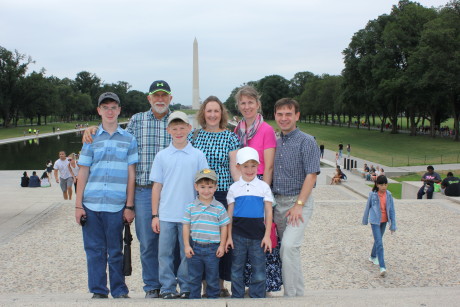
{"left": 0, "top": 0, "right": 449, "bottom": 106}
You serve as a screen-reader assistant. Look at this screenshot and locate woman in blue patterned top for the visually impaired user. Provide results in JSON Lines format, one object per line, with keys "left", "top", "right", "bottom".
{"left": 188, "top": 95, "right": 240, "bottom": 297}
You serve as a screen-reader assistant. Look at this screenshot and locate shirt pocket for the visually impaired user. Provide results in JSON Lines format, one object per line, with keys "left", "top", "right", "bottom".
{"left": 115, "top": 142, "right": 129, "bottom": 160}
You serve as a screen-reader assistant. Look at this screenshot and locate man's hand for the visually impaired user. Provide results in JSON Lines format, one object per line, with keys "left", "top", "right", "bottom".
{"left": 75, "top": 205, "right": 86, "bottom": 225}
{"left": 152, "top": 217, "right": 160, "bottom": 234}
{"left": 226, "top": 237, "right": 234, "bottom": 252}
{"left": 261, "top": 235, "right": 272, "bottom": 253}
{"left": 123, "top": 208, "right": 135, "bottom": 224}
{"left": 185, "top": 245, "right": 194, "bottom": 258}
{"left": 285, "top": 204, "right": 304, "bottom": 227}
{"left": 82, "top": 126, "right": 98, "bottom": 144}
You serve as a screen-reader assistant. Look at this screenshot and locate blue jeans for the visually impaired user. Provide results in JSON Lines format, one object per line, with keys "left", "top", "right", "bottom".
{"left": 134, "top": 187, "right": 161, "bottom": 291}
{"left": 231, "top": 233, "right": 266, "bottom": 298}
{"left": 158, "top": 221, "right": 189, "bottom": 294}
{"left": 417, "top": 185, "right": 434, "bottom": 199}
{"left": 371, "top": 222, "right": 387, "bottom": 269}
{"left": 82, "top": 206, "right": 128, "bottom": 297}
{"left": 187, "top": 242, "right": 220, "bottom": 299}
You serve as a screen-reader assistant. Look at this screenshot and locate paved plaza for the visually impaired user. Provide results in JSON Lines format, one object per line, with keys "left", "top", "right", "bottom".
{"left": 0, "top": 164, "right": 459, "bottom": 306}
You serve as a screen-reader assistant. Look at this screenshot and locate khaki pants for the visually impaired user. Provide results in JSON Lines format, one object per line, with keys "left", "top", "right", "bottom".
{"left": 274, "top": 195, "right": 314, "bottom": 297}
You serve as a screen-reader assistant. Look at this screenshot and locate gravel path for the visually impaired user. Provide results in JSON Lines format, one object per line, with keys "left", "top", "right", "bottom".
{"left": 0, "top": 185, "right": 458, "bottom": 295}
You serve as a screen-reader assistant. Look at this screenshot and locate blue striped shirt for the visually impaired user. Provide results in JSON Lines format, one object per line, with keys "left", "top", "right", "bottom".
{"left": 126, "top": 109, "right": 171, "bottom": 186}
{"left": 78, "top": 125, "right": 138, "bottom": 212}
{"left": 183, "top": 198, "right": 230, "bottom": 244}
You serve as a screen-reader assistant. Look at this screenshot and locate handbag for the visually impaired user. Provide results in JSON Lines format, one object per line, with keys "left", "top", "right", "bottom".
{"left": 270, "top": 222, "right": 278, "bottom": 249}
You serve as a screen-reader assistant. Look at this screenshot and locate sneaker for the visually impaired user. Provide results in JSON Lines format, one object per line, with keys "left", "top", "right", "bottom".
{"left": 219, "top": 288, "right": 230, "bottom": 297}
{"left": 145, "top": 289, "right": 160, "bottom": 298}
{"left": 161, "top": 292, "right": 178, "bottom": 299}
{"left": 113, "top": 294, "right": 130, "bottom": 299}
{"left": 179, "top": 291, "right": 190, "bottom": 299}
{"left": 380, "top": 268, "right": 387, "bottom": 277}
{"left": 201, "top": 293, "right": 208, "bottom": 298}
{"left": 91, "top": 293, "right": 108, "bottom": 299}
{"left": 369, "top": 256, "right": 379, "bottom": 265}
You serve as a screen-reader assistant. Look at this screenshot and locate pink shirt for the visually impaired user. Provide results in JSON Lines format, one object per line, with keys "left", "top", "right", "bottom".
{"left": 236, "top": 122, "right": 277, "bottom": 175}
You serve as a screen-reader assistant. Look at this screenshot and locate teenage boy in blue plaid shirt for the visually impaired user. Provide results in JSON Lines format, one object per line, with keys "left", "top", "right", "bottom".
{"left": 75, "top": 92, "right": 138, "bottom": 299}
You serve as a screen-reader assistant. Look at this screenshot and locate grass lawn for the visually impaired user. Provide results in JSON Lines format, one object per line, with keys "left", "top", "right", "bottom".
{"left": 266, "top": 120, "right": 460, "bottom": 167}
{"left": 0, "top": 119, "right": 129, "bottom": 139}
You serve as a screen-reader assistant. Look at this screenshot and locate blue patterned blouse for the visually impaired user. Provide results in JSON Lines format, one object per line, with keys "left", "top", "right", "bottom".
{"left": 188, "top": 129, "right": 240, "bottom": 191}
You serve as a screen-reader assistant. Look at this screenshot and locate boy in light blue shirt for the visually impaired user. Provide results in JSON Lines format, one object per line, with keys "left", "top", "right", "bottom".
{"left": 150, "top": 111, "right": 208, "bottom": 299}
{"left": 75, "top": 92, "right": 138, "bottom": 299}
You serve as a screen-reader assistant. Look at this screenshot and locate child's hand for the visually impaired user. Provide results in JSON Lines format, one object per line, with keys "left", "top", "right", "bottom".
{"left": 226, "top": 237, "right": 234, "bottom": 252}
{"left": 216, "top": 245, "right": 225, "bottom": 258}
{"left": 185, "top": 246, "right": 194, "bottom": 258}
{"left": 261, "top": 236, "right": 272, "bottom": 253}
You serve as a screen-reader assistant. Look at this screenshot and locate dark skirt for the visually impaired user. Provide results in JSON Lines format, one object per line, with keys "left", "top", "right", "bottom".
{"left": 214, "top": 190, "right": 232, "bottom": 281}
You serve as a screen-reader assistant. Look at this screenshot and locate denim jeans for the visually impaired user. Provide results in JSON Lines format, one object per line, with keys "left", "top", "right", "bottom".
{"left": 231, "top": 233, "right": 266, "bottom": 298}
{"left": 82, "top": 206, "right": 128, "bottom": 297}
{"left": 417, "top": 185, "right": 434, "bottom": 199}
{"left": 158, "top": 221, "right": 189, "bottom": 294}
{"left": 187, "top": 242, "right": 220, "bottom": 299}
{"left": 371, "top": 222, "right": 387, "bottom": 269}
{"left": 134, "top": 187, "right": 161, "bottom": 291}
{"left": 274, "top": 195, "right": 314, "bottom": 297}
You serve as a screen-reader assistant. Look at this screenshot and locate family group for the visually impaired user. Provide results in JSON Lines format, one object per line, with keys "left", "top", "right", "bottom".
{"left": 71, "top": 81, "right": 321, "bottom": 300}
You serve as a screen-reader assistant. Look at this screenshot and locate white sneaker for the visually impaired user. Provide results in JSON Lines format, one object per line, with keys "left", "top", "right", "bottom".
{"left": 369, "top": 256, "right": 379, "bottom": 265}
{"left": 380, "top": 268, "right": 387, "bottom": 277}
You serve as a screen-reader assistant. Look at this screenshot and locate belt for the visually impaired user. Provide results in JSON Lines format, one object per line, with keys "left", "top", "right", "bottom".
{"left": 135, "top": 184, "right": 153, "bottom": 188}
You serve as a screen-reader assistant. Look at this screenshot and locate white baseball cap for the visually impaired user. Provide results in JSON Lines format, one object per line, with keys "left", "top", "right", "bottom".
{"left": 167, "top": 111, "right": 190, "bottom": 125}
{"left": 236, "top": 147, "right": 260, "bottom": 164}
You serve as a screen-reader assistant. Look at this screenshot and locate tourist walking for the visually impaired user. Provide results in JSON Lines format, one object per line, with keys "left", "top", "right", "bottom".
{"left": 68, "top": 153, "right": 80, "bottom": 193}
{"left": 362, "top": 175, "right": 396, "bottom": 277}
{"left": 54, "top": 151, "right": 76, "bottom": 200}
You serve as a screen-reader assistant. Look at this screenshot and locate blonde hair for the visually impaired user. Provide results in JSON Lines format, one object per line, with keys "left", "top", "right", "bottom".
{"left": 234, "top": 85, "right": 262, "bottom": 112}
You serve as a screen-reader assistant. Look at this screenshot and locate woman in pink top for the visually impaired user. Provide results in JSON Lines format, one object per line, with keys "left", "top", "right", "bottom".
{"left": 233, "top": 85, "right": 281, "bottom": 293}
{"left": 234, "top": 85, "right": 276, "bottom": 185}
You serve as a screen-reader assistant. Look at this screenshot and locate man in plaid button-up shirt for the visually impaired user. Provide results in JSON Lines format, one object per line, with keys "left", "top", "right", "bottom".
{"left": 272, "top": 98, "right": 320, "bottom": 297}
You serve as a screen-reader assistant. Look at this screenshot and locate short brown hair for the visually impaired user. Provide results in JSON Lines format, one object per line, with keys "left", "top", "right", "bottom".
{"left": 196, "top": 96, "right": 229, "bottom": 130}
{"left": 195, "top": 178, "right": 217, "bottom": 186}
{"left": 274, "top": 98, "right": 300, "bottom": 113}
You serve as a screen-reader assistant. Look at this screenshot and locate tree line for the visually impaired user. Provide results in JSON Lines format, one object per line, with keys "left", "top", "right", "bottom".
{"left": 224, "top": 0, "right": 459, "bottom": 141}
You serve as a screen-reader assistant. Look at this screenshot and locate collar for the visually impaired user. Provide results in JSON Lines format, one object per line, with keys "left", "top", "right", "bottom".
{"left": 167, "top": 141, "right": 193, "bottom": 154}
{"left": 281, "top": 128, "right": 300, "bottom": 140}
{"left": 96, "top": 124, "right": 124, "bottom": 136}
{"left": 237, "top": 176, "right": 259, "bottom": 187}
{"left": 192, "top": 197, "right": 219, "bottom": 208}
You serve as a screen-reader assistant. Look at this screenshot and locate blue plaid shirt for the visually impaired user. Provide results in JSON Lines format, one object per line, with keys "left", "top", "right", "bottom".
{"left": 273, "top": 128, "right": 320, "bottom": 196}
{"left": 126, "top": 109, "right": 171, "bottom": 186}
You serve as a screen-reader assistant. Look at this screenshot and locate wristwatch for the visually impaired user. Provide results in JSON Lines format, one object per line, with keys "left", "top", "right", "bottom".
{"left": 152, "top": 214, "right": 159, "bottom": 219}
{"left": 296, "top": 200, "right": 304, "bottom": 206}
{"left": 125, "top": 206, "right": 135, "bottom": 211}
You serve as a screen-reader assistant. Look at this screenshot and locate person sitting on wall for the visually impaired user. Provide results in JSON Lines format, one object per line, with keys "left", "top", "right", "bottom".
{"left": 417, "top": 166, "right": 441, "bottom": 199}
{"left": 20, "top": 171, "right": 29, "bottom": 187}
{"left": 441, "top": 172, "right": 460, "bottom": 197}
{"left": 28, "top": 171, "right": 41, "bottom": 187}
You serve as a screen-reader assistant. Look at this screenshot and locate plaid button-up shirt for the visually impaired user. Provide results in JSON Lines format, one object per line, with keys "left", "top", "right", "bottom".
{"left": 126, "top": 109, "right": 171, "bottom": 186}
{"left": 273, "top": 128, "right": 320, "bottom": 196}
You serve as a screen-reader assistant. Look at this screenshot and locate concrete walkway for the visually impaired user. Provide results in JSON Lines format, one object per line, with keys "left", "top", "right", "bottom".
{"left": 1, "top": 169, "right": 459, "bottom": 306}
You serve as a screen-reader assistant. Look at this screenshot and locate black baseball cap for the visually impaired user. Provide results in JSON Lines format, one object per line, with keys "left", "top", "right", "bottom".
{"left": 98, "top": 92, "right": 120, "bottom": 106}
{"left": 149, "top": 80, "right": 171, "bottom": 95}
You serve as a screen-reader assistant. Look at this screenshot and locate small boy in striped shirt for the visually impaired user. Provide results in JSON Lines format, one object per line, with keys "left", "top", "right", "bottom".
{"left": 182, "top": 169, "right": 230, "bottom": 299}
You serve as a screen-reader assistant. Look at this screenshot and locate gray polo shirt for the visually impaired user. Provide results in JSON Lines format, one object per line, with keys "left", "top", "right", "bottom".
{"left": 273, "top": 128, "right": 320, "bottom": 196}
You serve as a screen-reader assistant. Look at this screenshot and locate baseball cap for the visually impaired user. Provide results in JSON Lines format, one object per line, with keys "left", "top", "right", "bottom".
{"left": 167, "top": 111, "right": 189, "bottom": 125}
{"left": 98, "top": 92, "right": 120, "bottom": 106}
{"left": 236, "top": 147, "right": 260, "bottom": 165}
{"left": 195, "top": 169, "right": 218, "bottom": 183}
{"left": 149, "top": 80, "right": 171, "bottom": 95}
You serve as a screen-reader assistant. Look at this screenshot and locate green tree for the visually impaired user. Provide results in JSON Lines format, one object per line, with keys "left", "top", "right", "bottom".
{"left": 74, "top": 71, "right": 101, "bottom": 107}
{"left": 0, "top": 46, "right": 33, "bottom": 127}
{"left": 256, "top": 75, "right": 290, "bottom": 119}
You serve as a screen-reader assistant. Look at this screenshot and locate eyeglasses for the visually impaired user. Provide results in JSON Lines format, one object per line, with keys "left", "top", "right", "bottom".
{"left": 100, "top": 106, "right": 119, "bottom": 111}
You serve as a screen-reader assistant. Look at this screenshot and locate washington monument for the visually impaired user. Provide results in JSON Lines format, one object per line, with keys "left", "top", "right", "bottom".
{"left": 192, "top": 38, "right": 200, "bottom": 110}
